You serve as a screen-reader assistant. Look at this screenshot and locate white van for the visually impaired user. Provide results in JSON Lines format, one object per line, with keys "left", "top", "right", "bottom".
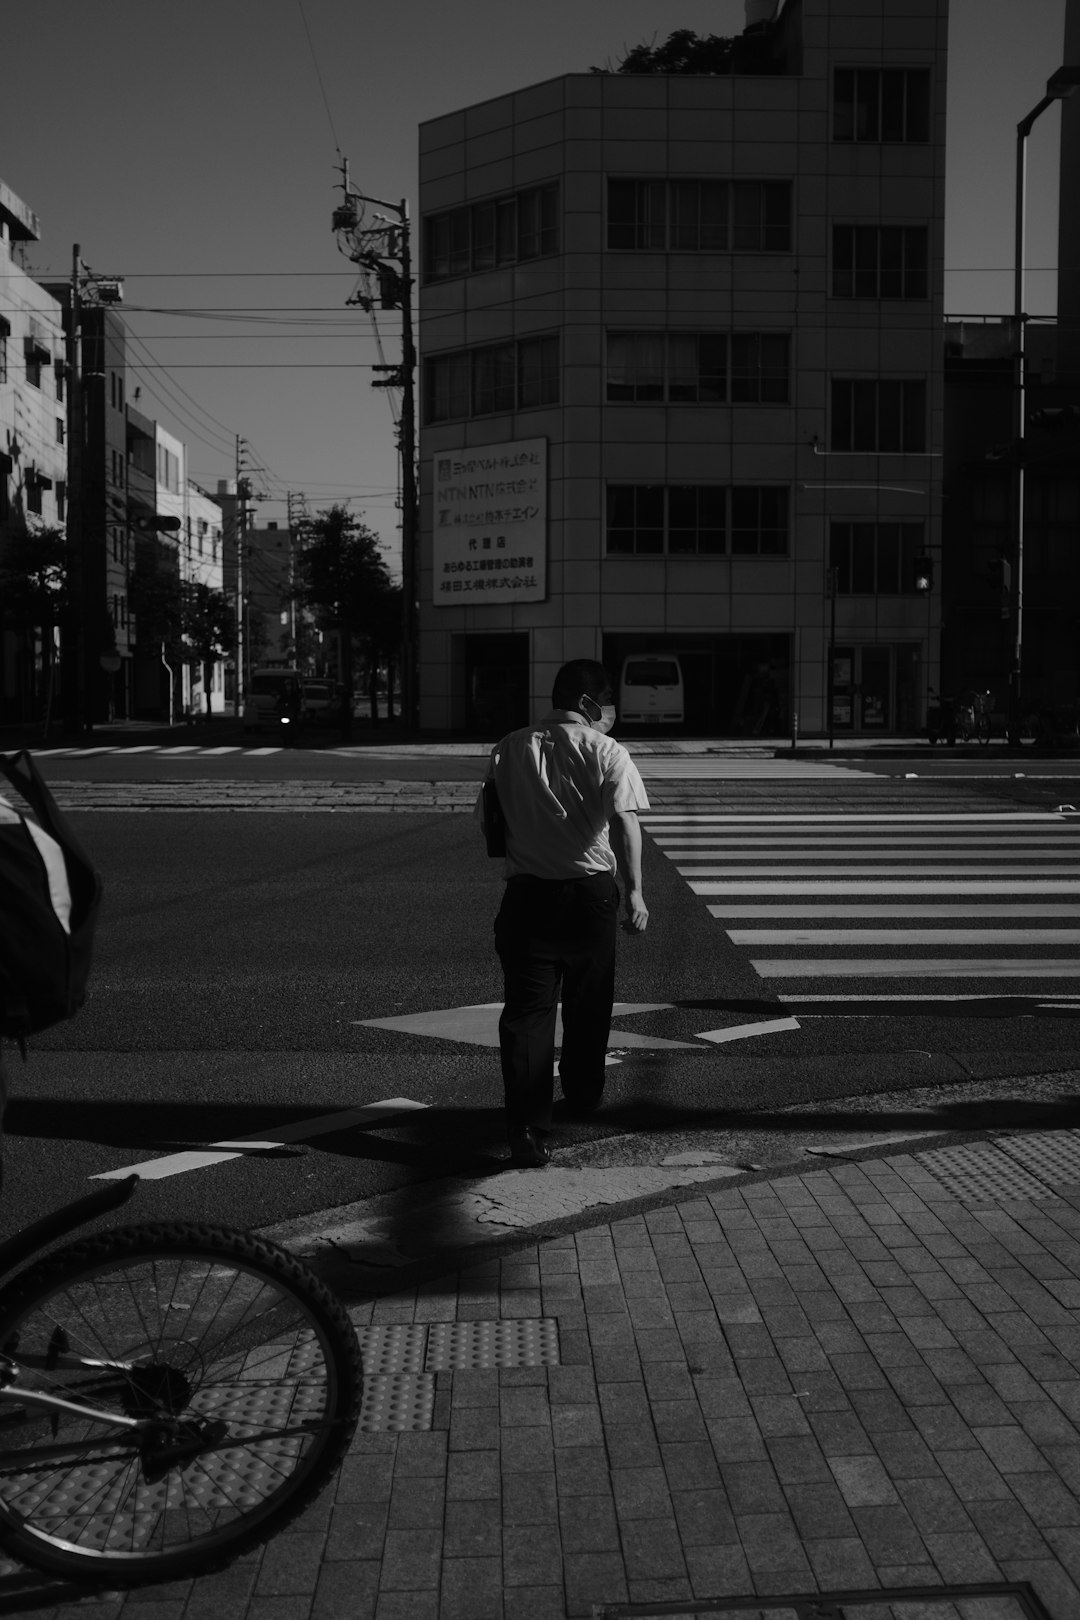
{"left": 618, "top": 654, "right": 685, "bottom": 725}
{"left": 242, "top": 667, "right": 304, "bottom": 731}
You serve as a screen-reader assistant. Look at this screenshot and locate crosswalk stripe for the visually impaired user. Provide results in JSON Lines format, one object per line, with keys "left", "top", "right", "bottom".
{"left": 693, "top": 880, "right": 1080, "bottom": 893}
{"left": 729, "top": 928, "right": 1080, "bottom": 945}
{"left": 644, "top": 812, "right": 1065, "bottom": 823}
{"left": 752, "top": 959, "right": 1080, "bottom": 977}
{"left": 683, "top": 864, "right": 1080, "bottom": 877}
{"left": 708, "top": 903, "right": 1080, "bottom": 918}
{"left": 644, "top": 804, "right": 1080, "bottom": 1004}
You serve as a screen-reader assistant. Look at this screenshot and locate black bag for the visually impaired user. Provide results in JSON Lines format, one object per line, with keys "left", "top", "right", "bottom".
{"left": 482, "top": 778, "right": 507, "bottom": 858}
{"left": 0, "top": 751, "right": 103, "bottom": 1042}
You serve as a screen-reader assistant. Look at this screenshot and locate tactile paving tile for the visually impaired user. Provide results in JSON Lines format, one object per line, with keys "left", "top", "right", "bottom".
{"left": 356, "top": 1323, "right": 427, "bottom": 1376}
{"left": 914, "top": 1140, "right": 1058, "bottom": 1203}
{"left": 424, "top": 1318, "right": 560, "bottom": 1370}
{"left": 997, "top": 1128, "right": 1080, "bottom": 1188}
{"left": 358, "top": 1372, "right": 435, "bottom": 1432}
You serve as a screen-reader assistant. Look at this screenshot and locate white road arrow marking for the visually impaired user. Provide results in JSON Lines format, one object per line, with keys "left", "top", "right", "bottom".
{"left": 91, "top": 1098, "right": 428, "bottom": 1181}
{"left": 355, "top": 1002, "right": 693, "bottom": 1048}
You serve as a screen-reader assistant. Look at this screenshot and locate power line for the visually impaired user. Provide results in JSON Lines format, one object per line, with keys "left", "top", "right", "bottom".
{"left": 295, "top": 0, "right": 343, "bottom": 156}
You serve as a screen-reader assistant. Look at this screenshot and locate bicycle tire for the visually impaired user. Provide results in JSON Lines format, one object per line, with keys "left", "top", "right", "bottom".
{"left": 977, "top": 715, "right": 991, "bottom": 746}
{"left": 0, "top": 1222, "right": 362, "bottom": 1584}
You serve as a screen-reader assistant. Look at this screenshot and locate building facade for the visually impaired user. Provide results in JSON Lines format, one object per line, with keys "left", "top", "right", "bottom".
{"left": 417, "top": 0, "right": 948, "bottom": 736}
{"left": 0, "top": 181, "right": 68, "bottom": 724}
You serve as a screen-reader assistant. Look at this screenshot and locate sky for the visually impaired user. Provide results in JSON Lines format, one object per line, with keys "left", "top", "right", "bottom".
{"left": 2, "top": 0, "right": 1069, "bottom": 567}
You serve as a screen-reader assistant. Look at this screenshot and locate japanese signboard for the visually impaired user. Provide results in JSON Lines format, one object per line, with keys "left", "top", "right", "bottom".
{"left": 432, "top": 438, "right": 547, "bottom": 606}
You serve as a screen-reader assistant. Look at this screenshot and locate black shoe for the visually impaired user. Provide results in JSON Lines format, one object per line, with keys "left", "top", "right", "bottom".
{"left": 508, "top": 1128, "right": 551, "bottom": 1168}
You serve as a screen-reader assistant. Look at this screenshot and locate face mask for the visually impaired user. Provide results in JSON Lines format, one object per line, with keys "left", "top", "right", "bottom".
{"left": 580, "top": 695, "right": 616, "bottom": 734}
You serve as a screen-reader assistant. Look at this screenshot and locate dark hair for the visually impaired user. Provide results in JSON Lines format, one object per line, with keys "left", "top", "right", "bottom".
{"left": 551, "top": 659, "right": 612, "bottom": 710}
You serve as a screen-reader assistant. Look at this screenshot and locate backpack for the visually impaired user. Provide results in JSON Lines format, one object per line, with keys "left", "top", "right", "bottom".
{"left": 0, "top": 750, "right": 103, "bottom": 1046}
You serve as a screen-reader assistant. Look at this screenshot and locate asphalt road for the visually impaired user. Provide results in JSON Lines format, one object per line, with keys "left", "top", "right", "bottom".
{"left": 3, "top": 768, "right": 1079, "bottom": 1244}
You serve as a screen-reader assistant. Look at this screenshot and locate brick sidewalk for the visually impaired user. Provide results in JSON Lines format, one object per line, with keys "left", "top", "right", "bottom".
{"left": 7, "top": 1138, "right": 1080, "bottom": 1619}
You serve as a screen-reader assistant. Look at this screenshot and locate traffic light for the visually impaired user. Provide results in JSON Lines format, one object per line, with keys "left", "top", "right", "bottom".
{"left": 129, "top": 511, "right": 181, "bottom": 533}
{"left": 913, "top": 555, "right": 933, "bottom": 593}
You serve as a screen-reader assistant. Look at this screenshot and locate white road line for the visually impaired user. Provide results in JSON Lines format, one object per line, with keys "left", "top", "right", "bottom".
{"left": 709, "top": 903, "right": 1080, "bottom": 918}
{"left": 91, "top": 1097, "right": 429, "bottom": 1181}
{"left": 730, "top": 928, "right": 1080, "bottom": 945}
{"left": 696, "top": 1016, "right": 802, "bottom": 1043}
{"left": 156, "top": 746, "right": 201, "bottom": 755}
{"left": 651, "top": 835, "right": 1080, "bottom": 846}
{"left": 753, "top": 958, "right": 1080, "bottom": 977}
{"left": 245, "top": 747, "right": 283, "bottom": 756}
{"left": 683, "top": 865, "right": 1080, "bottom": 878}
{"left": 200, "top": 746, "right": 244, "bottom": 754}
{"left": 693, "top": 880, "right": 1080, "bottom": 894}
{"left": 643, "top": 812, "right": 1065, "bottom": 823}
{"left": 780, "top": 992, "right": 1080, "bottom": 1002}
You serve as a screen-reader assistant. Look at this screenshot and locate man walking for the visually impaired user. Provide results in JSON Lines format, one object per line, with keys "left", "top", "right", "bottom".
{"left": 478, "top": 659, "right": 650, "bottom": 1167}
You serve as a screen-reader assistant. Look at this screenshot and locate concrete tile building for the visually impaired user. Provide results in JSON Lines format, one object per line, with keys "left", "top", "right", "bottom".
{"left": 417, "top": 0, "right": 948, "bottom": 736}
{"left": 0, "top": 182, "right": 67, "bottom": 723}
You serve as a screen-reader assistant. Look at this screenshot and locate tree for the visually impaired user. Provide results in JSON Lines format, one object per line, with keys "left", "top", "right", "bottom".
{"left": 290, "top": 506, "right": 400, "bottom": 739}
{"left": 590, "top": 29, "right": 735, "bottom": 75}
{"left": 182, "top": 583, "right": 236, "bottom": 717}
{"left": 0, "top": 522, "right": 68, "bottom": 732}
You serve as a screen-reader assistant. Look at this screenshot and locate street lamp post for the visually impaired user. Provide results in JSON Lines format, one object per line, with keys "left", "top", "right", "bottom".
{"left": 1009, "top": 66, "right": 1080, "bottom": 746}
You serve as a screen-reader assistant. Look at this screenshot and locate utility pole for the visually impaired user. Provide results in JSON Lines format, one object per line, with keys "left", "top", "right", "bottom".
{"left": 60, "top": 247, "right": 123, "bottom": 734}
{"left": 235, "top": 435, "right": 248, "bottom": 715}
{"left": 332, "top": 170, "right": 418, "bottom": 731}
{"left": 63, "top": 244, "right": 86, "bottom": 735}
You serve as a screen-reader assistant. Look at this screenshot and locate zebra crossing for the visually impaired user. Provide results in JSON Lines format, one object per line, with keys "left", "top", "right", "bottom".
{"left": 33, "top": 745, "right": 285, "bottom": 757}
{"left": 643, "top": 808, "right": 1080, "bottom": 1010}
{"left": 32, "top": 745, "right": 879, "bottom": 778}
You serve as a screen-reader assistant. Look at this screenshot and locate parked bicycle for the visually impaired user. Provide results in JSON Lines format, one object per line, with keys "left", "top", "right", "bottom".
{"left": 927, "top": 688, "right": 994, "bottom": 746}
{"left": 0, "top": 1170, "right": 362, "bottom": 1584}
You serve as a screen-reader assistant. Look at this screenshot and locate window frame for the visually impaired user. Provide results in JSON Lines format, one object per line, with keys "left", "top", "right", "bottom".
{"left": 606, "top": 331, "right": 790, "bottom": 405}
{"left": 832, "top": 224, "right": 929, "bottom": 300}
{"left": 607, "top": 178, "right": 793, "bottom": 254}
{"left": 833, "top": 67, "right": 931, "bottom": 143}
{"left": 829, "top": 521, "right": 926, "bottom": 594}
{"left": 423, "top": 333, "right": 560, "bottom": 423}
{"left": 830, "top": 378, "right": 927, "bottom": 453}
{"left": 606, "top": 483, "right": 789, "bottom": 558}
{"left": 423, "top": 183, "right": 559, "bottom": 282}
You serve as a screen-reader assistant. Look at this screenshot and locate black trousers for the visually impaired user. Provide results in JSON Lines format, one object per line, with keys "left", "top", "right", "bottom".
{"left": 494, "top": 872, "right": 619, "bottom": 1136}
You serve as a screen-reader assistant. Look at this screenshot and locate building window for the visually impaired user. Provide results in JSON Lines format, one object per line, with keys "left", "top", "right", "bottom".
{"left": 833, "top": 68, "right": 930, "bottom": 143}
{"left": 26, "top": 479, "right": 42, "bottom": 516}
{"left": 832, "top": 225, "right": 929, "bottom": 299}
{"left": 608, "top": 179, "right": 792, "bottom": 252}
{"left": 55, "top": 417, "right": 65, "bottom": 444}
{"left": 607, "top": 485, "right": 789, "bottom": 556}
{"left": 56, "top": 481, "right": 66, "bottom": 522}
{"left": 607, "top": 332, "right": 789, "bottom": 404}
{"left": 156, "top": 444, "right": 180, "bottom": 493}
{"left": 25, "top": 351, "right": 42, "bottom": 390}
{"left": 55, "top": 361, "right": 65, "bottom": 401}
{"left": 0, "top": 318, "right": 8, "bottom": 383}
{"left": 831, "top": 379, "right": 926, "bottom": 452}
{"left": 424, "top": 334, "right": 559, "bottom": 422}
{"left": 731, "top": 486, "right": 790, "bottom": 554}
{"left": 829, "top": 522, "right": 925, "bottom": 593}
{"left": 424, "top": 184, "right": 558, "bottom": 281}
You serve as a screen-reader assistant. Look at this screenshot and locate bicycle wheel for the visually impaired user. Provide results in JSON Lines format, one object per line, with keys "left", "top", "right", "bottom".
{"left": 977, "top": 715, "right": 991, "bottom": 746}
{"left": 0, "top": 1223, "right": 362, "bottom": 1583}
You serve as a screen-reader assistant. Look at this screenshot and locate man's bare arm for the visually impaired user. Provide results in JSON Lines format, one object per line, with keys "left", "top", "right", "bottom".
{"left": 609, "top": 810, "right": 649, "bottom": 932}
